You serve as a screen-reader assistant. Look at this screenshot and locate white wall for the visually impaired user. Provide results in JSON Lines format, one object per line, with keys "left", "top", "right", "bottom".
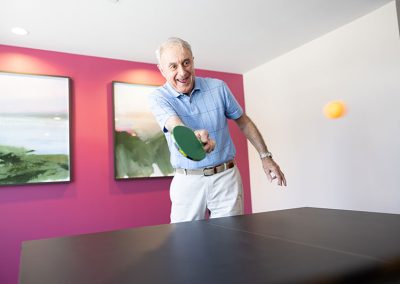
{"left": 244, "top": 1, "right": 400, "bottom": 214}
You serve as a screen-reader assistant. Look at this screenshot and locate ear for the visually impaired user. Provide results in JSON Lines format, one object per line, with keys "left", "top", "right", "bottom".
{"left": 157, "top": 64, "right": 166, "bottom": 78}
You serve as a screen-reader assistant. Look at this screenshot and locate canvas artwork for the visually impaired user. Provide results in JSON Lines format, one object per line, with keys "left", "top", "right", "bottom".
{"left": 112, "top": 82, "right": 173, "bottom": 179}
{"left": 0, "top": 72, "right": 71, "bottom": 186}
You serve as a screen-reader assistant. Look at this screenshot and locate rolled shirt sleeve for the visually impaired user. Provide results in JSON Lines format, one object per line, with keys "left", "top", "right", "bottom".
{"left": 148, "top": 89, "right": 177, "bottom": 133}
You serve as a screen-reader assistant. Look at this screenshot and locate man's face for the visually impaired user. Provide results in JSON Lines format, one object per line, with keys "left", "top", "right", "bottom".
{"left": 158, "top": 44, "right": 195, "bottom": 94}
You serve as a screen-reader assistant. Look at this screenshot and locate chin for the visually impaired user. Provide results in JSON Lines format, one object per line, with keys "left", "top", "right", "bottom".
{"left": 176, "top": 84, "right": 193, "bottom": 94}
{"left": 179, "top": 87, "right": 191, "bottom": 93}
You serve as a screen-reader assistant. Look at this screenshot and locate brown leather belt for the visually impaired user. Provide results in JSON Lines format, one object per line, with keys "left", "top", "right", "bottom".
{"left": 175, "top": 160, "right": 235, "bottom": 176}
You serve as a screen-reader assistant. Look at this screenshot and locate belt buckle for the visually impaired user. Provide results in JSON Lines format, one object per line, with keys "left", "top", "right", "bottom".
{"left": 203, "top": 167, "right": 216, "bottom": 176}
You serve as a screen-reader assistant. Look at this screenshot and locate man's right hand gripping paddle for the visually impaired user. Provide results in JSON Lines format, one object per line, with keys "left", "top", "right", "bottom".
{"left": 171, "top": 125, "right": 207, "bottom": 161}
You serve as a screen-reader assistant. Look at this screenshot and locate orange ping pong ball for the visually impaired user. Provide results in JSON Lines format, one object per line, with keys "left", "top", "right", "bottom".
{"left": 323, "top": 100, "right": 346, "bottom": 119}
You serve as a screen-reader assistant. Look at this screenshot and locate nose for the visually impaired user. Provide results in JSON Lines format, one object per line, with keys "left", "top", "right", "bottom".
{"left": 177, "top": 64, "right": 186, "bottom": 76}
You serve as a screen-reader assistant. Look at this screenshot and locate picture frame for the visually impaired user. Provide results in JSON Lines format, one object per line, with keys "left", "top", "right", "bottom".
{"left": 0, "top": 71, "right": 72, "bottom": 186}
{"left": 112, "top": 81, "right": 173, "bottom": 179}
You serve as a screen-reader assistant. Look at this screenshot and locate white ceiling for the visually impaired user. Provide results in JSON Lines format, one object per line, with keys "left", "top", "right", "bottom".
{"left": 0, "top": 0, "right": 393, "bottom": 73}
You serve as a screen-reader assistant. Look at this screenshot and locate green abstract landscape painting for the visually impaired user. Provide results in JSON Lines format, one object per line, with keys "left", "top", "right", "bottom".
{"left": 0, "top": 72, "right": 71, "bottom": 186}
{"left": 113, "top": 82, "right": 173, "bottom": 179}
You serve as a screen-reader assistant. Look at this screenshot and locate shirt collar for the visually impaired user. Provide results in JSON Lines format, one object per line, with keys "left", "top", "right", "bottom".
{"left": 165, "top": 77, "right": 202, "bottom": 98}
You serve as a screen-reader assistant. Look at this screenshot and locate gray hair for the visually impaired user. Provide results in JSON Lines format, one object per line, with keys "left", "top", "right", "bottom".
{"left": 155, "top": 37, "right": 193, "bottom": 63}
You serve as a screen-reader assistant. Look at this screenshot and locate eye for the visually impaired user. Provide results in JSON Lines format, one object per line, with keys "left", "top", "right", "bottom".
{"left": 169, "top": 64, "right": 177, "bottom": 70}
{"left": 183, "top": 60, "right": 191, "bottom": 67}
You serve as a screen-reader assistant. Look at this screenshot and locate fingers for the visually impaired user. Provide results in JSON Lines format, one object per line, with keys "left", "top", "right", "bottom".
{"left": 274, "top": 171, "right": 286, "bottom": 186}
{"left": 281, "top": 173, "right": 287, "bottom": 186}
{"left": 263, "top": 159, "right": 287, "bottom": 187}
{"left": 194, "top": 129, "right": 209, "bottom": 144}
{"left": 194, "top": 129, "right": 216, "bottom": 153}
{"left": 268, "top": 171, "right": 285, "bottom": 186}
{"left": 266, "top": 172, "right": 273, "bottom": 183}
{"left": 203, "top": 139, "right": 216, "bottom": 153}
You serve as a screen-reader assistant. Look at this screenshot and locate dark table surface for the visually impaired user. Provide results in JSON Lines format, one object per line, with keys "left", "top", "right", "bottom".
{"left": 19, "top": 207, "right": 400, "bottom": 284}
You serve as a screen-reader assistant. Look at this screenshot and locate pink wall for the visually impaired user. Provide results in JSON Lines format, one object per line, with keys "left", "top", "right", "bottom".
{"left": 0, "top": 44, "right": 251, "bottom": 284}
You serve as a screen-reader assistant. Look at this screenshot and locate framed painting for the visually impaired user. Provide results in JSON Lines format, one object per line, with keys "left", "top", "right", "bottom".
{"left": 112, "top": 82, "right": 173, "bottom": 179}
{"left": 0, "top": 71, "right": 71, "bottom": 186}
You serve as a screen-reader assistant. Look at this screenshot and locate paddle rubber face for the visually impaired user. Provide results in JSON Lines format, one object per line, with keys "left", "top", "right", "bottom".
{"left": 171, "top": 126, "right": 206, "bottom": 161}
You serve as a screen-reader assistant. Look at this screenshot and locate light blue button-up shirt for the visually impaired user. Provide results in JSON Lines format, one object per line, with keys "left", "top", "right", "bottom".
{"left": 148, "top": 77, "right": 243, "bottom": 169}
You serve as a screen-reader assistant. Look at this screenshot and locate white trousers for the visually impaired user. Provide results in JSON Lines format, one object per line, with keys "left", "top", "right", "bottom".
{"left": 170, "top": 166, "right": 243, "bottom": 223}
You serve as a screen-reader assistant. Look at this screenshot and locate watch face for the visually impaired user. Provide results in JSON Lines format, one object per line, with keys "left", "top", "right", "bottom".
{"left": 260, "top": 152, "right": 272, "bottom": 159}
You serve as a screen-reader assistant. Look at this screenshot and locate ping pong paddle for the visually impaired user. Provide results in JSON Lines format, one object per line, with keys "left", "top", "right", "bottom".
{"left": 171, "top": 125, "right": 206, "bottom": 161}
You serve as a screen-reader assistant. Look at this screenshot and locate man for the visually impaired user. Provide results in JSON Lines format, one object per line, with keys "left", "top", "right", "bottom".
{"left": 149, "top": 37, "right": 286, "bottom": 223}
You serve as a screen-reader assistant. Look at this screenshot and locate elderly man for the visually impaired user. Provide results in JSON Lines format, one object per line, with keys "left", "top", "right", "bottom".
{"left": 149, "top": 37, "right": 286, "bottom": 223}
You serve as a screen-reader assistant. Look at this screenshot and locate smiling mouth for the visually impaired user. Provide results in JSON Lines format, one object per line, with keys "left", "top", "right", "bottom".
{"left": 177, "top": 77, "right": 189, "bottom": 84}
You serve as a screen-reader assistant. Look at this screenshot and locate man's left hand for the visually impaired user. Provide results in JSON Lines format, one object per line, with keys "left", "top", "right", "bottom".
{"left": 262, "top": 158, "right": 286, "bottom": 186}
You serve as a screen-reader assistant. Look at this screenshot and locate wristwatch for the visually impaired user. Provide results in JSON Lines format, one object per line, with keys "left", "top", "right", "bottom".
{"left": 259, "top": 151, "right": 273, "bottom": 159}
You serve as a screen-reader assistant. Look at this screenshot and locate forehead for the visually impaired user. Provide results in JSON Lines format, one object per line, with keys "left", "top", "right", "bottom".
{"left": 160, "top": 44, "right": 192, "bottom": 64}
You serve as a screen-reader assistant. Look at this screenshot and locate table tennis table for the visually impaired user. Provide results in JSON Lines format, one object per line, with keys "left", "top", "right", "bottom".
{"left": 19, "top": 207, "right": 400, "bottom": 283}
